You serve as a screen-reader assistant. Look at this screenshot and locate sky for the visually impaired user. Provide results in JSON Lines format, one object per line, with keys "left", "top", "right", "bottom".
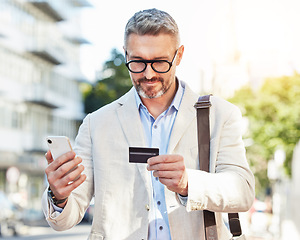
{"left": 79, "top": 0, "right": 300, "bottom": 95}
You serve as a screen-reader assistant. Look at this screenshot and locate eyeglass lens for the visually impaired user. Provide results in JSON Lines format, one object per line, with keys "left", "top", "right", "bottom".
{"left": 128, "top": 61, "right": 170, "bottom": 73}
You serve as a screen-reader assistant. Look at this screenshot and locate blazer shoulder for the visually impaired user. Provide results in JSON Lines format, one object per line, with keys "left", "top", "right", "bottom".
{"left": 89, "top": 87, "right": 135, "bottom": 118}
{"left": 210, "top": 95, "right": 241, "bottom": 112}
{"left": 210, "top": 95, "right": 242, "bottom": 123}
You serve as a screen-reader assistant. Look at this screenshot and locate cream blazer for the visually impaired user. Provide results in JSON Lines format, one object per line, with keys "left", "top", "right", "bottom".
{"left": 42, "top": 81, "right": 255, "bottom": 240}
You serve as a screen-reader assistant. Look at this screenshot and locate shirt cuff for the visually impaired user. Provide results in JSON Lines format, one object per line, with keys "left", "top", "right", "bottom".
{"left": 177, "top": 193, "right": 188, "bottom": 206}
{"left": 51, "top": 201, "right": 64, "bottom": 213}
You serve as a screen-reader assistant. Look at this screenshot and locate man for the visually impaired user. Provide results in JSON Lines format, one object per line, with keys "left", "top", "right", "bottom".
{"left": 42, "top": 8, "right": 255, "bottom": 240}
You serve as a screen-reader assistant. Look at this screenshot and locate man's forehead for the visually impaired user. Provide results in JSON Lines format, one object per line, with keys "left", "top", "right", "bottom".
{"left": 126, "top": 33, "right": 177, "bottom": 55}
{"left": 127, "top": 32, "right": 175, "bottom": 42}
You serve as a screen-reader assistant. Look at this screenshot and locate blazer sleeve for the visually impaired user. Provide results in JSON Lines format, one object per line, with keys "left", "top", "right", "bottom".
{"left": 186, "top": 99, "right": 255, "bottom": 213}
{"left": 41, "top": 114, "right": 94, "bottom": 231}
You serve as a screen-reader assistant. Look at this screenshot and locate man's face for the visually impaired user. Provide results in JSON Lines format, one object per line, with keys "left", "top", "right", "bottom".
{"left": 125, "top": 34, "right": 183, "bottom": 99}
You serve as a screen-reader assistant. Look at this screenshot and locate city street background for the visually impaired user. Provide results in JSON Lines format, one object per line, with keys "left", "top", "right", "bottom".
{"left": 0, "top": 212, "right": 299, "bottom": 240}
{"left": 2, "top": 222, "right": 90, "bottom": 240}
{"left": 0, "top": 0, "right": 300, "bottom": 239}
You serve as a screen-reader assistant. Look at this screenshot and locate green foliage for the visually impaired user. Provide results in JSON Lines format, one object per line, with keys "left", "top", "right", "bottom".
{"left": 83, "top": 48, "right": 132, "bottom": 113}
{"left": 229, "top": 73, "right": 300, "bottom": 195}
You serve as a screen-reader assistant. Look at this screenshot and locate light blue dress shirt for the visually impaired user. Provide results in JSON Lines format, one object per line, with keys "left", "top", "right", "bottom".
{"left": 134, "top": 80, "right": 185, "bottom": 240}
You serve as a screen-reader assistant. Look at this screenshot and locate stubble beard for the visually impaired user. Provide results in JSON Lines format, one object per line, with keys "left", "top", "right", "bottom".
{"left": 134, "top": 77, "right": 172, "bottom": 99}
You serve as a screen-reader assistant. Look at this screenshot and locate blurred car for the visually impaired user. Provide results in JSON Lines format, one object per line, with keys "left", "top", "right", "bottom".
{"left": 82, "top": 204, "right": 94, "bottom": 223}
{"left": 21, "top": 208, "right": 46, "bottom": 226}
{"left": 0, "top": 191, "right": 23, "bottom": 236}
{"left": 82, "top": 198, "right": 94, "bottom": 224}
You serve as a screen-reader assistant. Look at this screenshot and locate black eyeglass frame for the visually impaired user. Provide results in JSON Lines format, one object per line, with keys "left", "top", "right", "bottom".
{"left": 125, "top": 49, "right": 178, "bottom": 74}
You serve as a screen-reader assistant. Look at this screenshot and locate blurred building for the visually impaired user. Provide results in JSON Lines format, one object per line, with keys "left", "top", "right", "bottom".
{"left": 0, "top": 0, "right": 90, "bottom": 210}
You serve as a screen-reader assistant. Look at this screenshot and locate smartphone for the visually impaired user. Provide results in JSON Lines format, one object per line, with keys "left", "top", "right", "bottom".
{"left": 46, "top": 136, "right": 73, "bottom": 160}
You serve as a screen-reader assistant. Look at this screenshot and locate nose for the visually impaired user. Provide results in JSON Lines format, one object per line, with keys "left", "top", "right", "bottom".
{"left": 143, "top": 63, "right": 157, "bottom": 79}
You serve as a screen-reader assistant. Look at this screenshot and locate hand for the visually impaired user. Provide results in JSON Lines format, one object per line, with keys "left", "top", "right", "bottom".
{"left": 147, "top": 154, "right": 188, "bottom": 196}
{"left": 45, "top": 150, "right": 86, "bottom": 208}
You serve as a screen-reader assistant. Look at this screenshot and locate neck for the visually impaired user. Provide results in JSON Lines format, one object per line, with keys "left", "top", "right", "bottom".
{"left": 140, "top": 80, "right": 178, "bottom": 119}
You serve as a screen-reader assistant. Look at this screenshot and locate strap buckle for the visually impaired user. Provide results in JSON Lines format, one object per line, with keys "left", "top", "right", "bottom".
{"left": 228, "top": 213, "right": 242, "bottom": 237}
{"left": 194, "top": 95, "right": 212, "bottom": 109}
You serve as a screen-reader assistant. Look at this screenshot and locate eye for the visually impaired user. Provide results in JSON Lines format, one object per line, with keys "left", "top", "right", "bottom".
{"left": 126, "top": 61, "right": 146, "bottom": 73}
{"left": 152, "top": 61, "right": 170, "bottom": 72}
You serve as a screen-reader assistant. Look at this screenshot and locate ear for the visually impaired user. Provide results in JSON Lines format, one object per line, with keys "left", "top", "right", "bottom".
{"left": 175, "top": 45, "right": 184, "bottom": 66}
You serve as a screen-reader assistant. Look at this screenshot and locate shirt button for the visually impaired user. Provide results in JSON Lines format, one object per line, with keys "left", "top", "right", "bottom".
{"left": 145, "top": 204, "right": 150, "bottom": 211}
{"left": 154, "top": 125, "right": 157, "bottom": 129}
{"left": 159, "top": 226, "right": 163, "bottom": 231}
{"left": 155, "top": 177, "right": 159, "bottom": 181}
{"left": 157, "top": 201, "right": 161, "bottom": 205}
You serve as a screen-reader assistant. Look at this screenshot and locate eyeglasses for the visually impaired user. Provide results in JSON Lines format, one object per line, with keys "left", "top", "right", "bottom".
{"left": 125, "top": 50, "right": 178, "bottom": 73}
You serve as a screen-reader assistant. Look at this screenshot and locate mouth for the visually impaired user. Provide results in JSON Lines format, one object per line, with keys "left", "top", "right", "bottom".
{"left": 143, "top": 80, "right": 159, "bottom": 85}
{"left": 138, "top": 78, "right": 162, "bottom": 85}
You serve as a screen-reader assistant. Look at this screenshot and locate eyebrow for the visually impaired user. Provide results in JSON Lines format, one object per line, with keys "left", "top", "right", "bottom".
{"left": 128, "top": 54, "right": 169, "bottom": 60}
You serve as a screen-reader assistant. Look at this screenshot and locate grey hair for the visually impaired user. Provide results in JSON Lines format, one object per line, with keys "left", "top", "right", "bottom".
{"left": 124, "top": 8, "right": 180, "bottom": 47}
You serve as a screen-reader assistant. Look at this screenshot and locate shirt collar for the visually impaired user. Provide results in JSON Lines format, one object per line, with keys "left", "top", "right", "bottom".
{"left": 134, "top": 77, "right": 184, "bottom": 112}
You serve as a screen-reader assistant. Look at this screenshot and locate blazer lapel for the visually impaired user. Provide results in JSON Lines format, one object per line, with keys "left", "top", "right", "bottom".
{"left": 168, "top": 83, "right": 199, "bottom": 153}
{"left": 116, "top": 88, "right": 146, "bottom": 147}
{"left": 116, "top": 88, "right": 152, "bottom": 201}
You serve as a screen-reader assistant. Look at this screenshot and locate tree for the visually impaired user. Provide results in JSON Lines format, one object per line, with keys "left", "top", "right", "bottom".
{"left": 82, "top": 48, "right": 132, "bottom": 114}
{"left": 229, "top": 73, "right": 300, "bottom": 195}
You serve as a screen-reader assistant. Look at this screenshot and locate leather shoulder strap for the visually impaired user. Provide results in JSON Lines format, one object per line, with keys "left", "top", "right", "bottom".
{"left": 194, "top": 95, "right": 242, "bottom": 239}
{"left": 194, "top": 95, "right": 211, "bottom": 172}
{"left": 194, "top": 95, "right": 218, "bottom": 240}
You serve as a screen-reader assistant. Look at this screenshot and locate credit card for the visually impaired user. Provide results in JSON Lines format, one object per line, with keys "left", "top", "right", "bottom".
{"left": 129, "top": 147, "right": 159, "bottom": 163}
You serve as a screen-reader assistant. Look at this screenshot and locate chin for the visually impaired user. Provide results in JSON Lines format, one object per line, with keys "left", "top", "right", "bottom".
{"left": 139, "top": 90, "right": 164, "bottom": 99}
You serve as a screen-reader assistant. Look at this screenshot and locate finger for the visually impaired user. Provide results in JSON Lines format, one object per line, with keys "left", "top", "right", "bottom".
{"left": 49, "top": 172, "right": 86, "bottom": 200}
{"left": 147, "top": 155, "right": 165, "bottom": 165}
{"left": 153, "top": 170, "right": 180, "bottom": 179}
{"left": 64, "top": 174, "right": 87, "bottom": 194}
{"left": 48, "top": 151, "right": 76, "bottom": 171}
{"left": 159, "top": 178, "right": 184, "bottom": 192}
{"left": 46, "top": 155, "right": 82, "bottom": 188}
{"left": 45, "top": 150, "right": 53, "bottom": 164}
{"left": 54, "top": 156, "right": 82, "bottom": 179}
{"left": 61, "top": 164, "right": 85, "bottom": 185}
{"left": 147, "top": 162, "right": 181, "bottom": 171}
{"left": 148, "top": 154, "right": 183, "bottom": 165}
{"left": 158, "top": 177, "right": 174, "bottom": 186}
{"left": 158, "top": 173, "right": 188, "bottom": 195}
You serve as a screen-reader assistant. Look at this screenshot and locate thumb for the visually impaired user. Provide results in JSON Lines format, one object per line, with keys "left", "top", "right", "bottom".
{"left": 45, "top": 150, "right": 54, "bottom": 165}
